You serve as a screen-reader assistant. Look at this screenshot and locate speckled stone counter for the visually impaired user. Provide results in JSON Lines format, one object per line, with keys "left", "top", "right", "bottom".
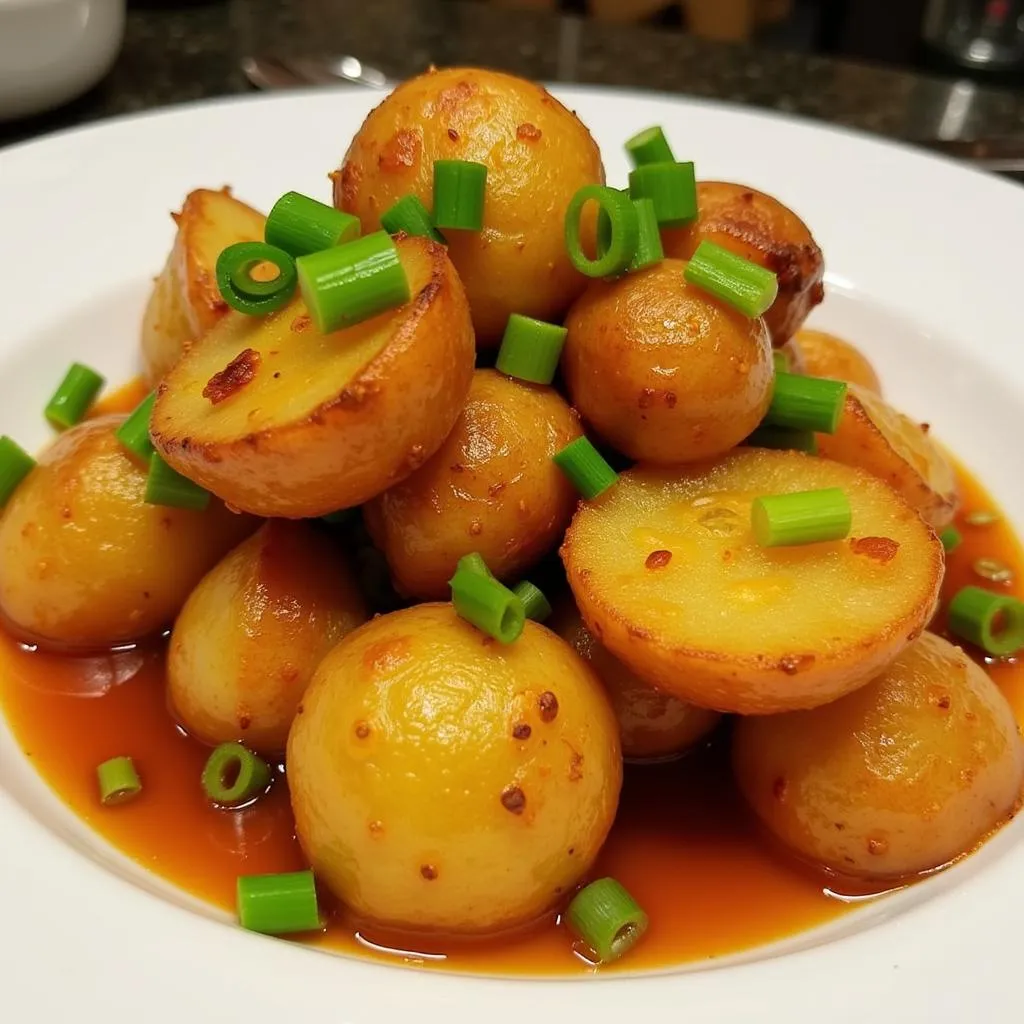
{"left": 4, "top": 0, "right": 1024, "bottom": 150}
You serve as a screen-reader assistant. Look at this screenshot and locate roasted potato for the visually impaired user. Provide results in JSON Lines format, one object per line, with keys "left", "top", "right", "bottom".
{"left": 0, "top": 416, "right": 254, "bottom": 649}
{"left": 562, "top": 260, "right": 773, "bottom": 463}
{"left": 334, "top": 66, "right": 604, "bottom": 345}
{"left": 662, "top": 182, "right": 824, "bottom": 346}
{"left": 168, "top": 521, "right": 367, "bottom": 754}
{"left": 733, "top": 632, "right": 1024, "bottom": 879}
{"left": 550, "top": 599, "right": 720, "bottom": 761}
{"left": 364, "top": 369, "right": 581, "bottom": 599}
{"left": 150, "top": 234, "right": 475, "bottom": 518}
{"left": 818, "top": 384, "right": 958, "bottom": 529}
{"left": 141, "top": 188, "right": 266, "bottom": 385}
{"left": 793, "top": 328, "right": 881, "bottom": 393}
{"left": 288, "top": 603, "right": 622, "bottom": 934}
{"left": 561, "top": 449, "right": 944, "bottom": 715}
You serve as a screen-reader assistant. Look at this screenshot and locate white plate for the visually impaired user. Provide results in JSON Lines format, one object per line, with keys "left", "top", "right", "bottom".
{"left": 1, "top": 85, "right": 1022, "bottom": 1024}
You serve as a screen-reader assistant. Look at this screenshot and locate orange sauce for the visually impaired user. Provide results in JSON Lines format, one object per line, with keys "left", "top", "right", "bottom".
{"left": 1, "top": 388, "right": 1021, "bottom": 974}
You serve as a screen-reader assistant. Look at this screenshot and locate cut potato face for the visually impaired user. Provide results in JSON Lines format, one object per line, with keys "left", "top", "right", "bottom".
{"left": 561, "top": 448, "right": 944, "bottom": 715}
{"left": 150, "top": 235, "right": 475, "bottom": 518}
{"left": 141, "top": 188, "right": 266, "bottom": 385}
{"left": 793, "top": 328, "right": 881, "bottom": 394}
{"left": 818, "top": 383, "right": 958, "bottom": 529}
{"left": 733, "top": 632, "right": 1024, "bottom": 879}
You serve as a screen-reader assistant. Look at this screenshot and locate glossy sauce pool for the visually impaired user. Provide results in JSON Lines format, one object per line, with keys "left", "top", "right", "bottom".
{"left": 1, "top": 383, "right": 1022, "bottom": 975}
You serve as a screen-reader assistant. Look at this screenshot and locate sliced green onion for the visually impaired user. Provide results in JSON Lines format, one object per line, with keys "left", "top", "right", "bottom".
{"left": 512, "top": 580, "right": 551, "bottom": 623}
{"left": 947, "top": 585, "right": 1024, "bottom": 657}
{"left": 96, "top": 756, "right": 142, "bottom": 806}
{"left": 237, "top": 870, "right": 321, "bottom": 935}
{"left": 627, "top": 161, "right": 697, "bottom": 227}
{"left": 380, "top": 194, "right": 446, "bottom": 243}
{"left": 432, "top": 160, "right": 487, "bottom": 231}
{"left": 565, "top": 185, "right": 639, "bottom": 279}
{"left": 296, "top": 230, "right": 410, "bottom": 334}
{"left": 940, "top": 527, "right": 963, "bottom": 553}
{"left": 763, "top": 372, "right": 847, "bottom": 434}
{"left": 625, "top": 125, "right": 675, "bottom": 167}
{"left": 628, "top": 197, "right": 664, "bottom": 272}
{"left": 553, "top": 437, "right": 619, "bottom": 500}
{"left": 495, "top": 314, "right": 567, "bottom": 385}
{"left": 265, "top": 191, "right": 361, "bottom": 257}
{"left": 116, "top": 392, "right": 157, "bottom": 461}
{"left": 145, "top": 454, "right": 210, "bottom": 511}
{"left": 773, "top": 349, "right": 790, "bottom": 373}
{"left": 0, "top": 437, "right": 35, "bottom": 506}
{"left": 202, "top": 742, "right": 272, "bottom": 807}
{"left": 745, "top": 424, "right": 818, "bottom": 455}
{"left": 216, "top": 241, "right": 298, "bottom": 316}
{"left": 684, "top": 239, "right": 778, "bottom": 317}
{"left": 457, "top": 551, "right": 493, "bottom": 579}
{"left": 449, "top": 554, "right": 525, "bottom": 644}
{"left": 567, "top": 877, "right": 649, "bottom": 964}
{"left": 751, "top": 488, "right": 852, "bottom": 547}
{"left": 45, "top": 363, "right": 105, "bottom": 430}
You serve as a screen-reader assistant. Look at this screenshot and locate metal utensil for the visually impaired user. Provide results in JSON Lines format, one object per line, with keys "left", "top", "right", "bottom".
{"left": 242, "top": 55, "right": 388, "bottom": 91}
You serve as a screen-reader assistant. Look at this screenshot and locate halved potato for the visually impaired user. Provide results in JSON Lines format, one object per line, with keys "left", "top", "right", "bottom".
{"left": 793, "top": 329, "right": 881, "bottom": 393}
{"left": 141, "top": 188, "right": 266, "bottom": 385}
{"left": 150, "top": 235, "right": 475, "bottom": 518}
{"left": 818, "top": 384, "right": 958, "bottom": 529}
{"left": 561, "top": 448, "right": 944, "bottom": 715}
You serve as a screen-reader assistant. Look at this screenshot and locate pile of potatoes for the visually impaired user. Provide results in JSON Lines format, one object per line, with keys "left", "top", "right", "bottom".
{"left": 3, "top": 65, "right": 1020, "bottom": 941}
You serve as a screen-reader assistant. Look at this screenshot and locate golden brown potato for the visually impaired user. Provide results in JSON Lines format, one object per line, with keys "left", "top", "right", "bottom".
{"left": 733, "top": 632, "right": 1024, "bottom": 879}
{"left": 364, "top": 369, "right": 581, "bottom": 599}
{"left": 562, "top": 260, "right": 773, "bottom": 463}
{"left": 818, "top": 384, "right": 958, "bottom": 529}
{"left": 793, "top": 329, "right": 882, "bottom": 393}
{"left": 151, "top": 234, "right": 475, "bottom": 518}
{"left": 550, "top": 599, "right": 720, "bottom": 761}
{"left": 141, "top": 188, "right": 266, "bottom": 385}
{"left": 561, "top": 449, "right": 944, "bottom": 715}
{"left": 168, "top": 521, "right": 367, "bottom": 754}
{"left": 662, "top": 182, "right": 824, "bottom": 346}
{"left": 288, "top": 603, "right": 622, "bottom": 934}
{"left": 334, "top": 66, "right": 604, "bottom": 345}
{"left": 0, "top": 416, "right": 254, "bottom": 649}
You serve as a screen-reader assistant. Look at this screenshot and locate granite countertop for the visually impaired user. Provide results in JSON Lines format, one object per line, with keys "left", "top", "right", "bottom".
{"left": 4, "top": 0, "right": 1024, "bottom": 151}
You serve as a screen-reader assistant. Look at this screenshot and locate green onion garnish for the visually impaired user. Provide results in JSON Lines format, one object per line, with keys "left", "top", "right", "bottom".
{"left": 44, "top": 363, "right": 105, "bottom": 430}
{"left": 947, "top": 585, "right": 1024, "bottom": 657}
{"left": 627, "top": 161, "right": 697, "bottom": 227}
{"left": 553, "top": 437, "right": 619, "bottom": 500}
{"left": 624, "top": 125, "right": 675, "bottom": 167}
{"left": 201, "top": 742, "right": 272, "bottom": 807}
{"left": 96, "top": 756, "right": 142, "bottom": 806}
{"left": 751, "top": 487, "right": 852, "bottom": 547}
{"left": 296, "top": 230, "right": 410, "bottom": 334}
{"left": 449, "top": 553, "right": 525, "bottom": 644}
{"left": 265, "top": 190, "right": 361, "bottom": 257}
{"left": 628, "top": 197, "right": 664, "bottom": 272}
{"left": 683, "top": 239, "right": 779, "bottom": 318}
{"left": 745, "top": 424, "right": 818, "bottom": 455}
{"left": 763, "top": 372, "right": 847, "bottom": 435}
{"left": 567, "top": 878, "right": 649, "bottom": 964}
{"left": 512, "top": 580, "right": 552, "bottom": 623}
{"left": 145, "top": 454, "right": 211, "bottom": 511}
{"left": 237, "top": 870, "right": 321, "bottom": 935}
{"left": 0, "top": 437, "right": 35, "bottom": 506}
{"left": 495, "top": 313, "right": 567, "bottom": 386}
{"left": 115, "top": 392, "right": 157, "bottom": 461}
{"left": 773, "top": 349, "right": 790, "bottom": 373}
{"left": 565, "top": 185, "right": 639, "bottom": 279}
{"left": 381, "top": 194, "right": 446, "bottom": 243}
{"left": 432, "top": 159, "right": 487, "bottom": 231}
{"left": 216, "top": 241, "right": 298, "bottom": 316}
{"left": 940, "top": 527, "right": 963, "bottom": 553}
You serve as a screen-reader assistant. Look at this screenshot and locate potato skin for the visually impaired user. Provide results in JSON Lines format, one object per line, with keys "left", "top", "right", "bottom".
{"left": 168, "top": 521, "right": 367, "bottom": 754}
{"left": 288, "top": 603, "right": 622, "bottom": 934}
{"left": 151, "top": 235, "right": 475, "bottom": 518}
{"left": 793, "top": 329, "right": 881, "bottom": 393}
{"left": 0, "top": 416, "right": 254, "bottom": 649}
{"left": 662, "top": 182, "right": 824, "bottom": 345}
{"left": 364, "top": 369, "right": 581, "bottom": 599}
{"left": 562, "top": 260, "right": 773, "bottom": 463}
{"left": 141, "top": 188, "right": 266, "bottom": 385}
{"left": 334, "top": 66, "right": 604, "bottom": 344}
{"left": 733, "top": 632, "right": 1024, "bottom": 879}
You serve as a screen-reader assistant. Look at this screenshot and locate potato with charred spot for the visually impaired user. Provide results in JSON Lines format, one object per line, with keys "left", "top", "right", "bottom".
{"left": 168, "top": 521, "right": 367, "bottom": 754}
{"left": 287, "top": 603, "right": 622, "bottom": 934}
{"left": 792, "top": 329, "right": 881, "bottom": 393}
